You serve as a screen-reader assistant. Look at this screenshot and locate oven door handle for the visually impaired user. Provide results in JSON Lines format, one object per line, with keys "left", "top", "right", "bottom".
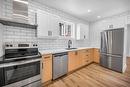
{"left": 0, "top": 58, "right": 41, "bottom": 68}
{"left": 5, "top": 54, "right": 41, "bottom": 61}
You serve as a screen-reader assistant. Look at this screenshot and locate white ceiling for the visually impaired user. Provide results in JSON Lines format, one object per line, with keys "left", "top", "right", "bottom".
{"left": 33, "top": 0, "right": 130, "bottom": 22}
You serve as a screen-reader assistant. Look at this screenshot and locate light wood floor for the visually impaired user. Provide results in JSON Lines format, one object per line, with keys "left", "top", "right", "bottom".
{"left": 45, "top": 58, "right": 130, "bottom": 87}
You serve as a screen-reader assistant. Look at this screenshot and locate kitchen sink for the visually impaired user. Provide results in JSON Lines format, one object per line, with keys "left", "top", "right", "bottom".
{"left": 65, "top": 48, "right": 77, "bottom": 50}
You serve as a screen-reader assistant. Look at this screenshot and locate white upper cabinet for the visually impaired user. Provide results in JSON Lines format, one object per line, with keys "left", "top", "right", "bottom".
{"left": 37, "top": 9, "right": 60, "bottom": 38}
{"left": 76, "top": 23, "right": 89, "bottom": 40}
{"left": 37, "top": 9, "right": 75, "bottom": 39}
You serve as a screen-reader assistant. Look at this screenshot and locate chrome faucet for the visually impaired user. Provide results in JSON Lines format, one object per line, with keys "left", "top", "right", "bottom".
{"left": 68, "top": 40, "right": 72, "bottom": 48}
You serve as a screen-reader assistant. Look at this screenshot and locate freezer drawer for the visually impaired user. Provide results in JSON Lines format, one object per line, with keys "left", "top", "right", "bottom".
{"left": 110, "top": 55, "right": 123, "bottom": 72}
{"left": 100, "top": 54, "right": 123, "bottom": 72}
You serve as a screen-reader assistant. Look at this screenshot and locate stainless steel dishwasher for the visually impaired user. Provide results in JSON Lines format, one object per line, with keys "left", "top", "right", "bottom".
{"left": 53, "top": 52, "right": 68, "bottom": 80}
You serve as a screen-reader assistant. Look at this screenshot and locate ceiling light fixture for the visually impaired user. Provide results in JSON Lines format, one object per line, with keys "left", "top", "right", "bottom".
{"left": 97, "top": 16, "right": 101, "bottom": 18}
{"left": 87, "top": 9, "right": 91, "bottom": 13}
{"left": 13, "top": 0, "right": 28, "bottom": 4}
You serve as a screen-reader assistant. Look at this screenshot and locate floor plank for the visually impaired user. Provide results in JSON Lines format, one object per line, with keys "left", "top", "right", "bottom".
{"left": 44, "top": 58, "right": 130, "bottom": 87}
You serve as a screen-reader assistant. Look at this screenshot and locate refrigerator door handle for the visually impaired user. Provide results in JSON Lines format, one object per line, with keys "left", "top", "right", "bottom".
{"left": 100, "top": 53, "right": 107, "bottom": 55}
{"left": 103, "top": 54, "right": 122, "bottom": 58}
{"left": 100, "top": 31, "right": 108, "bottom": 53}
{"left": 111, "top": 55, "right": 122, "bottom": 58}
{"left": 107, "top": 31, "right": 112, "bottom": 54}
{"left": 105, "top": 32, "right": 108, "bottom": 52}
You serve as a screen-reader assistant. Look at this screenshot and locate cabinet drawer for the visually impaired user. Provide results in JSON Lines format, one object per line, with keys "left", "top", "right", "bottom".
{"left": 83, "top": 57, "right": 90, "bottom": 65}
{"left": 85, "top": 59, "right": 89, "bottom": 63}
{"left": 43, "top": 54, "right": 52, "bottom": 61}
{"left": 82, "top": 54, "right": 89, "bottom": 59}
{"left": 82, "top": 49, "right": 92, "bottom": 54}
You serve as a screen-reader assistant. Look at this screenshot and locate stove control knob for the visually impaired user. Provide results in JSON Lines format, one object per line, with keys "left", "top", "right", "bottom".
{"left": 10, "top": 45, "right": 13, "bottom": 47}
{"left": 33, "top": 44, "right": 35, "bottom": 46}
{"left": 6, "top": 44, "right": 9, "bottom": 47}
{"left": 35, "top": 44, "right": 38, "bottom": 46}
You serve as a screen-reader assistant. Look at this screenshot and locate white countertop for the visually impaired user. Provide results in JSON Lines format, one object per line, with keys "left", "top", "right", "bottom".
{"left": 39, "top": 47, "right": 100, "bottom": 55}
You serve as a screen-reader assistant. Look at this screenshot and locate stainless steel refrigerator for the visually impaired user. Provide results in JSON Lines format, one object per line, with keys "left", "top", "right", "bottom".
{"left": 100, "top": 28, "right": 124, "bottom": 72}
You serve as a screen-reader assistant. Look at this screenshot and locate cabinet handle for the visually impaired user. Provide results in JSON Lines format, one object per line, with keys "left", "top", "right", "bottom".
{"left": 84, "top": 35, "right": 86, "bottom": 39}
{"left": 86, "top": 50, "right": 88, "bottom": 52}
{"left": 75, "top": 51, "right": 78, "bottom": 55}
{"left": 48, "top": 31, "right": 52, "bottom": 36}
{"left": 96, "top": 49, "right": 99, "bottom": 52}
{"left": 44, "top": 56, "right": 50, "bottom": 59}
{"left": 86, "top": 60, "right": 89, "bottom": 62}
{"left": 42, "top": 63, "right": 43, "bottom": 69}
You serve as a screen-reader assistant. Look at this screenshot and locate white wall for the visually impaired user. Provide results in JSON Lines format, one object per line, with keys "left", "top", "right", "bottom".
{"left": 89, "top": 11, "right": 130, "bottom": 48}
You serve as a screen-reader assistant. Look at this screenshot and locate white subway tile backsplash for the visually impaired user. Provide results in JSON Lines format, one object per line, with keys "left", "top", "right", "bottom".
{"left": 3, "top": 25, "right": 37, "bottom": 43}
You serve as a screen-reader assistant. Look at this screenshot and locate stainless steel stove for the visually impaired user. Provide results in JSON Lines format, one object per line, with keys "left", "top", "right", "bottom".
{"left": 0, "top": 42, "right": 41, "bottom": 87}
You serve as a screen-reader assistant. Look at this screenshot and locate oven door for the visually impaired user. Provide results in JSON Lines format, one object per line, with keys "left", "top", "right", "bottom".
{"left": 3, "top": 59, "right": 40, "bottom": 86}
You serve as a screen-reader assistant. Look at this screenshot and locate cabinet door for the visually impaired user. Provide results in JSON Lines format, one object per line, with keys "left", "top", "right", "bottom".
{"left": 41, "top": 54, "right": 52, "bottom": 83}
{"left": 79, "top": 50, "right": 88, "bottom": 66}
{"left": 68, "top": 51, "right": 77, "bottom": 72}
{"left": 75, "top": 50, "right": 82, "bottom": 68}
{"left": 77, "top": 24, "right": 89, "bottom": 40}
{"left": 94, "top": 49, "right": 100, "bottom": 63}
{"left": 37, "top": 10, "right": 49, "bottom": 37}
{"left": 37, "top": 10, "right": 60, "bottom": 37}
{"left": 77, "top": 50, "right": 85, "bottom": 67}
{"left": 89, "top": 49, "right": 94, "bottom": 62}
{"left": 50, "top": 15, "right": 60, "bottom": 37}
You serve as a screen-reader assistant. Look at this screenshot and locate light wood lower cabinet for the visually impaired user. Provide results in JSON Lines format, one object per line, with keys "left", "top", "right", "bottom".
{"left": 68, "top": 51, "right": 78, "bottom": 72}
{"left": 68, "top": 49, "right": 94, "bottom": 72}
{"left": 93, "top": 48, "right": 100, "bottom": 63}
{"left": 89, "top": 49, "right": 94, "bottom": 62}
{"left": 80, "top": 49, "right": 94, "bottom": 66}
{"left": 77, "top": 50, "right": 84, "bottom": 68}
{"left": 41, "top": 48, "right": 100, "bottom": 83}
{"left": 41, "top": 54, "right": 52, "bottom": 83}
